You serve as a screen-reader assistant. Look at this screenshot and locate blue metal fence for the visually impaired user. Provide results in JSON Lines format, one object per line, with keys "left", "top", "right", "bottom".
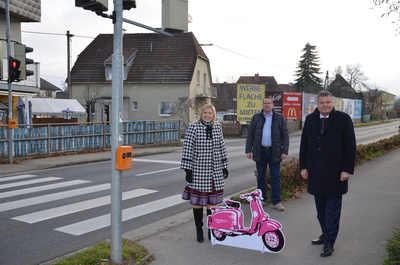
{"left": 0, "top": 120, "right": 181, "bottom": 158}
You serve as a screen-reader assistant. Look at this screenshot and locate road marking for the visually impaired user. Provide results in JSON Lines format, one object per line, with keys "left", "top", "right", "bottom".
{"left": 12, "top": 188, "right": 157, "bottom": 224}
{"left": 0, "top": 174, "right": 38, "bottom": 182}
{"left": 0, "top": 177, "right": 62, "bottom": 190}
{"left": 133, "top": 158, "right": 181, "bottom": 165}
{"left": 55, "top": 194, "right": 184, "bottom": 236}
{"left": 135, "top": 167, "right": 180, "bottom": 176}
{"left": 0, "top": 180, "right": 89, "bottom": 199}
{"left": 0, "top": 184, "right": 111, "bottom": 212}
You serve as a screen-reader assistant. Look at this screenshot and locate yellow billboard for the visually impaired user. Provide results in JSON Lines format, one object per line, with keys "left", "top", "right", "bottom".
{"left": 237, "top": 83, "right": 265, "bottom": 122}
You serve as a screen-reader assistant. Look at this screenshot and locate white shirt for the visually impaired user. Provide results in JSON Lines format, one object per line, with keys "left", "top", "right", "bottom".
{"left": 262, "top": 112, "right": 272, "bottom": 147}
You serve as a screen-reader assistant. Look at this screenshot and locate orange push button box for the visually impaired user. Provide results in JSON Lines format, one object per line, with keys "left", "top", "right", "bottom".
{"left": 8, "top": 120, "right": 16, "bottom": 129}
{"left": 116, "top": 146, "right": 133, "bottom": 170}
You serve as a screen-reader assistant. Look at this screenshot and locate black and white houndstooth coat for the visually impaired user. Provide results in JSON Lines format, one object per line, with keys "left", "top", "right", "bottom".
{"left": 180, "top": 121, "right": 228, "bottom": 192}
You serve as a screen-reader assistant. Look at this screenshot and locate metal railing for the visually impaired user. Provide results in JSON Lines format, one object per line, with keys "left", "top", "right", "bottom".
{"left": 0, "top": 120, "right": 181, "bottom": 158}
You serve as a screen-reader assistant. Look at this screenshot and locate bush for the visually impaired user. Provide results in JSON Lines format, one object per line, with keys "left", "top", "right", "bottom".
{"left": 382, "top": 227, "right": 400, "bottom": 265}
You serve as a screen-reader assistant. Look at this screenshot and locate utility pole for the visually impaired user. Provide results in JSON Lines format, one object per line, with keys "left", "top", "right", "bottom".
{"left": 323, "top": 70, "right": 329, "bottom": 90}
{"left": 66, "top": 30, "right": 74, "bottom": 98}
{"left": 5, "top": 0, "right": 13, "bottom": 164}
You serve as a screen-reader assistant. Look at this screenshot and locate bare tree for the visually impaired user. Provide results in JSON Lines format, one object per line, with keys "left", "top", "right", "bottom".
{"left": 372, "top": 0, "right": 400, "bottom": 33}
{"left": 79, "top": 86, "right": 103, "bottom": 122}
{"left": 345, "top": 63, "right": 368, "bottom": 91}
{"left": 171, "top": 96, "right": 192, "bottom": 130}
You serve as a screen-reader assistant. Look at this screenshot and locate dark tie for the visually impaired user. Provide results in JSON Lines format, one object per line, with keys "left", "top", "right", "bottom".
{"left": 321, "top": 118, "right": 327, "bottom": 133}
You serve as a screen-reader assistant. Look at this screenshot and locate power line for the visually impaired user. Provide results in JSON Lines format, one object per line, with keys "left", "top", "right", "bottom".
{"left": 203, "top": 43, "right": 292, "bottom": 70}
{"left": 21, "top": 31, "right": 95, "bottom": 39}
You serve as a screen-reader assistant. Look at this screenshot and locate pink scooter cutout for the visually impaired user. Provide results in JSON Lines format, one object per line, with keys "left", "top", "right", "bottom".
{"left": 207, "top": 189, "right": 285, "bottom": 253}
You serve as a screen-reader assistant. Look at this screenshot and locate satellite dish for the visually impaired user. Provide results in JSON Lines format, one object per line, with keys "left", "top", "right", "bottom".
{"left": 188, "top": 13, "right": 193, "bottom": 23}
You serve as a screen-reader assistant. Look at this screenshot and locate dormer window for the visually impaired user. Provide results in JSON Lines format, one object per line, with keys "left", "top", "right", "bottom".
{"left": 104, "top": 48, "right": 138, "bottom": 81}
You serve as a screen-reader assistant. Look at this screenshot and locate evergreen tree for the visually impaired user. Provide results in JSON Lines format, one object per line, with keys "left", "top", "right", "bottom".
{"left": 294, "top": 43, "right": 323, "bottom": 93}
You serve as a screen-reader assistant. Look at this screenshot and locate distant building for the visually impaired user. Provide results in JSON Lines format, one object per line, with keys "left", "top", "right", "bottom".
{"left": 37, "top": 78, "right": 62, "bottom": 98}
{"left": 0, "top": 0, "right": 41, "bottom": 124}
{"left": 69, "top": 0, "right": 215, "bottom": 126}
{"left": 327, "top": 74, "right": 360, "bottom": 99}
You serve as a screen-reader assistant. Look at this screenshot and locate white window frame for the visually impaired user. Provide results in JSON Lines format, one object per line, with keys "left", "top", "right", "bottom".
{"left": 159, "top": 100, "right": 171, "bottom": 116}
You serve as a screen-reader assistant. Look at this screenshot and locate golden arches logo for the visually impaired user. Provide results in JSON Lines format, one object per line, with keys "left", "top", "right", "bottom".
{"left": 287, "top": 107, "right": 297, "bottom": 117}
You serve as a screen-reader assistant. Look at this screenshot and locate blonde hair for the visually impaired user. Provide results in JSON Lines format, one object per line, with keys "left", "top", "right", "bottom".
{"left": 198, "top": 104, "right": 217, "bottom": 125}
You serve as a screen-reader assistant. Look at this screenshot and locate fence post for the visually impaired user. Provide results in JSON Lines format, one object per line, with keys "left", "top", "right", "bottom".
{"left": 47, "top": 123, "right": 51, "bottom": 155}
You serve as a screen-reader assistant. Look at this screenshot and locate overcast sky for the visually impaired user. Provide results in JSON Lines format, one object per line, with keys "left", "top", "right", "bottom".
{"left": 22, "top": 0, "right": 400, "bottom": 97}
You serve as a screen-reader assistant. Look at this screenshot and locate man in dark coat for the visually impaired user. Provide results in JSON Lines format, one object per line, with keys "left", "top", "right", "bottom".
{"left": 300, "top": 90, "right": 356, "bottom": 257}
{"left": 246, "top": 97, "right": 289, "bottom": 211}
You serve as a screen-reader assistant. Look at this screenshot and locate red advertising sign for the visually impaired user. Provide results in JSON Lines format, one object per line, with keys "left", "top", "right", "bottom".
{"left": 283, "top": 92, "right": 302, "bottom": 120}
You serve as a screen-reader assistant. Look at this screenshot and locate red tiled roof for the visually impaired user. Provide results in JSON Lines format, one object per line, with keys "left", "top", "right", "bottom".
{"left": 70, "top": 32, "right": 208, "bottom": 84}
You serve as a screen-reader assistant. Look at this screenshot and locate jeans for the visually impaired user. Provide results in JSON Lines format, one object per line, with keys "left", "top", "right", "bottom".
{"left": 255, "top": 148, "right": 281, "bottom": 205}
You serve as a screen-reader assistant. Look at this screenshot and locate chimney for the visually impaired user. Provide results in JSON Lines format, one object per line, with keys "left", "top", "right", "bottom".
{"left": 255, "top": 73, "right": 260, "bottom": 83}
{"left": 162, "top": 0, "right": 189, "bottom": 32}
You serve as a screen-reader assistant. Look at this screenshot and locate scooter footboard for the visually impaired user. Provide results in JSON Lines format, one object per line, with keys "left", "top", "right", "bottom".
{"left": 258, "top": 220, "right": 282, "bottom": 236}
{"left": 208, "top": 210, "right": 244, "bottom": 230}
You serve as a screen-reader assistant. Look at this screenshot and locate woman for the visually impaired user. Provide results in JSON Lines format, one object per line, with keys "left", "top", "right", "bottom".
{"left": 181, "top": 104, "right": 229, "bottom": 243}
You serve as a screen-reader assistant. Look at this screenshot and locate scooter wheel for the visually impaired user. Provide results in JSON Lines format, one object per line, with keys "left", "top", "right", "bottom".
{"left": 262, "top": 230, "right": 285, "bottom": 252}
{"left": 211, "top": 229, "right": 226, "bottom": 241}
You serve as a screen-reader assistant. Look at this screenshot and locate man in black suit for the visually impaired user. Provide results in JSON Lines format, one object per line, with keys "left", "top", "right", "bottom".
{"left": 300, "top": 90, "right": 356, "bottom": 257}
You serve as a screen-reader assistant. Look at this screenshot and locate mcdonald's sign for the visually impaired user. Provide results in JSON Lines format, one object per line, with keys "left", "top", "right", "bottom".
{"left": 287, "top": 107, "right": 297, "bottom": 118}
{"left": 283, "top": 92, "right": 302, "bottom": 120}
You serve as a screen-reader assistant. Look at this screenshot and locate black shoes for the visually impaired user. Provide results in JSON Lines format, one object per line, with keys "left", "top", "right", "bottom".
{"left": 196, "top": 230, "right": 204, "bottom": 243}
{"left": 311, "top": 234, "right": 325, "bottom": 245}
{"left": 321, "top": 243, "right": 334, "bottom": 257}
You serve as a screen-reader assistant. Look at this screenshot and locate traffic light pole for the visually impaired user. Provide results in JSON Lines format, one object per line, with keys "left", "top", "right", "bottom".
{"left": 110, "top": 1, "right": 123, "bottom": 263}
{"left": 5, "top": 0, "right": 13, "bottom": 164}
{"left": 75, "top": 1, "right": 173, "bottom": 263}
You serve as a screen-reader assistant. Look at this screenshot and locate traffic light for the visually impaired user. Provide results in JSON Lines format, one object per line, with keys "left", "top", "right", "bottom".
{"left": 14, "top": 43, "right": 35, "bottom": 80}
{"left": 75, "top": 0, "right": 108, "bottom": 12}
{"left": 9, "top": 57, "right": 21, "bottom": 82}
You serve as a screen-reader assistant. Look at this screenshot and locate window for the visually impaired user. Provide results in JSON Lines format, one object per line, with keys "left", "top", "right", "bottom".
{"left": 132, "top": 101, "right": 138, "bottom": 111}
{"left": 203, "top": 73, "right": 207, "bottom": 94}
{"left": 196, "top": 70, "right": 200, "bottom": 85}
{"left": 159, "top": 101, "right": 171, "bottom": 116}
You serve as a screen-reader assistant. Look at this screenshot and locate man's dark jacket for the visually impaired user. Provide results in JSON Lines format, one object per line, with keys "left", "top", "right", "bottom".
{"left": 245, "top": 110, "right": 289, "bottom": 163}
{"left": 299, "top": 108, "right": 356, "bottom": 196}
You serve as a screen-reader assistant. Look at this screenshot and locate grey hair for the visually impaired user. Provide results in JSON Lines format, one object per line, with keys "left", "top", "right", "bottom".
{"left": 317, "top": 90, "right": 333, "bottom": 99}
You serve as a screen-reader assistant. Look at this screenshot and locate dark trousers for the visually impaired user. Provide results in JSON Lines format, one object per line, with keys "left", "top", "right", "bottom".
{"left": 255, "top": 148, "right": 281, "bottom": 205}
{"left": 314, "top": 195, "right": 343, "bottom": 245}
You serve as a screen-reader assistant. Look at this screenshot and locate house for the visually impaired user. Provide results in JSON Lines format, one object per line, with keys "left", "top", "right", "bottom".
{"left": 69, "top": 0, "right": 215, "bottom": 127}
{"left": 0, "top": 0, "right": 41, "bottom": 124}
{"left": 327, "top": 74, "right": 361, "bottom": 99}
{"left": 213, "top": 74, "right": 295, "bottom": 113}
{"left": 37, "top": 78, "right": 62, "bottom": 98}
{"left": 363, "top": 90, "right": 396, "bottom": 120}
{"left": 237, "top": 74, "right": 279, "bottom": 91}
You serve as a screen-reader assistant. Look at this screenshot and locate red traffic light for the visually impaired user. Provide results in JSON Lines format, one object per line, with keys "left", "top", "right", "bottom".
{"left": 11, "top": 59, "right": 19, "bottom": 69}
{"left": 9, "top": 57, "right": 21, "bottom": 82}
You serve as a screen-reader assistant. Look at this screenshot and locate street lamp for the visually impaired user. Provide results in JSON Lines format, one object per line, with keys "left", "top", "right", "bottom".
{"left": 62, "top": 108, "right": 73, "bottom": 122}
{"left": 0, "top": 110, "right": 5, "bottom": 125}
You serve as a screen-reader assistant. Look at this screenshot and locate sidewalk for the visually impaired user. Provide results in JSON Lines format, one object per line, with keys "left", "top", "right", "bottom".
{"left": 124, "top": 148, "right": 400, "bottom": 265}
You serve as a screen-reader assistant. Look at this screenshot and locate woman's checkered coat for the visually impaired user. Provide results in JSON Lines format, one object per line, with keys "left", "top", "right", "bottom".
{"left": 180, "top": 121, "right": 228, "bottom": 192}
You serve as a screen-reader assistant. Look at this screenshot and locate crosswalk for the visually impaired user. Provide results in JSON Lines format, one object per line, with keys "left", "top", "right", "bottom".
{"left": 0, "top": 174, "right": 185, "bottom": 236}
